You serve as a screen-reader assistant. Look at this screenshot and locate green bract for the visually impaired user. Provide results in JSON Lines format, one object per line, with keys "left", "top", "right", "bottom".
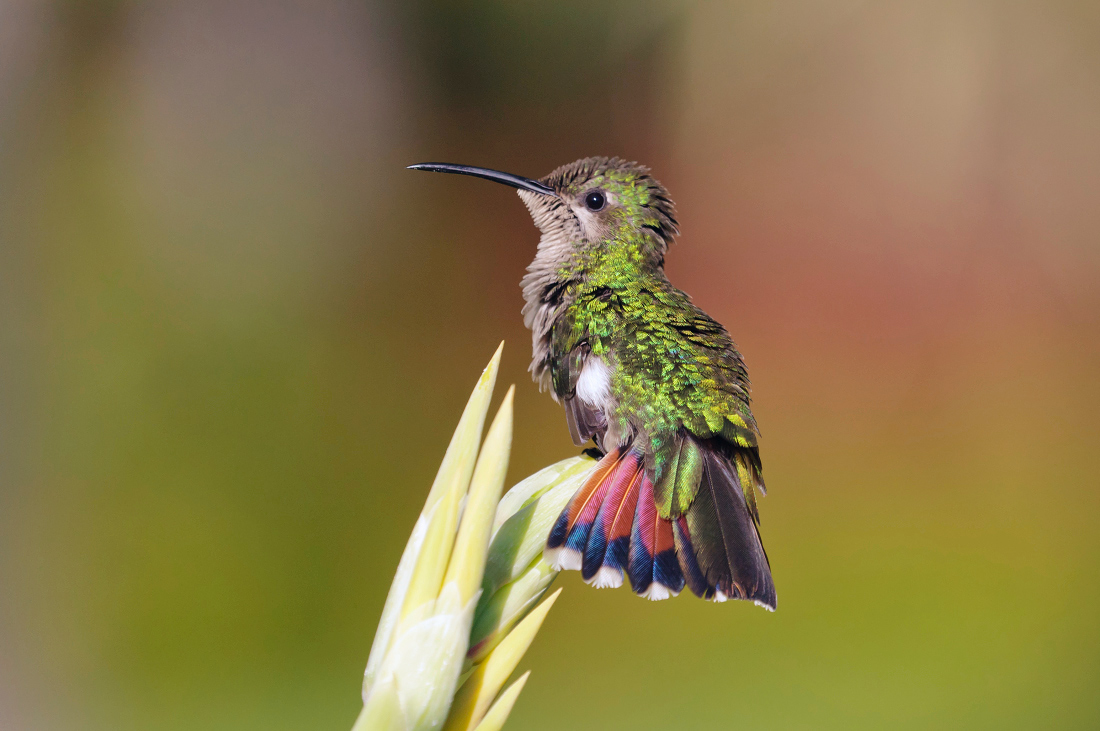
{"left": 354, "top": 345, "right": 595, "bottom": 731}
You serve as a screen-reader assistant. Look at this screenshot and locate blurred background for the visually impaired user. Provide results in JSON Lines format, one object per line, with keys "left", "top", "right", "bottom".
{"left": 1, "top": 1, "right": 1098, "bottom": 729}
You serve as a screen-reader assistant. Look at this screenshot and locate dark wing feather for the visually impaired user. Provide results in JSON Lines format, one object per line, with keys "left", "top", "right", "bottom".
{"left": 564, "top": 395, "right": 606, "bottom": 447}
{"left": 705, "top": 448, "right": 774, "bottom": 606}
{"left": 550, "top": 340, "right": 606, "bottom": 446}
{"left": 674, "top": 440, "right": 774, "bottom": 608}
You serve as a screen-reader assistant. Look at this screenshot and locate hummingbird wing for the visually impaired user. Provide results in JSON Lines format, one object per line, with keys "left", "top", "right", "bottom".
{"left": 563, "top": 395, "right": 606, "bottom": 447}
{"left": 673, "top": 435, "right": 773, "bottom": 606}
{"left": 549, "top": 326, "right": 607, "bottom": 446}
{"left": 640, "top": 292, "right": 773, "bottom": 605}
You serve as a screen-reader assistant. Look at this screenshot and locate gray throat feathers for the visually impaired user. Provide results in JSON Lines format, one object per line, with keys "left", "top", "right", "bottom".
{"left": 518, "top": 188, "right": 584, "bottom": 395}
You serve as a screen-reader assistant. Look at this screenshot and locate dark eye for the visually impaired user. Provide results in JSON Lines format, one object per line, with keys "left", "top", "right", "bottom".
{"left": 584, "top": 190, "right": 606, "bottom": 211}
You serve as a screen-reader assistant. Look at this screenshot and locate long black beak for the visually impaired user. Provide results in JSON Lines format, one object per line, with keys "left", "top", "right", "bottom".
{"left": 407, "top": 163, "right": 556, "bottom": 196}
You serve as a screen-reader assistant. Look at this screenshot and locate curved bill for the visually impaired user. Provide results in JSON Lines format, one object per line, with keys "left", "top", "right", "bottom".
{"left": 407, "top": 163, "right": 555, "bottom": 196}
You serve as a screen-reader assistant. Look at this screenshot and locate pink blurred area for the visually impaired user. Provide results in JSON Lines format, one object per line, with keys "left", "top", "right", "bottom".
{"left": 1, "top": 2, "right": 1097, "bottom": 730}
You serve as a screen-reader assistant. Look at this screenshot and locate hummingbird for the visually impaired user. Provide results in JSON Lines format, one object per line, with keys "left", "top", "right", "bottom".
{"left": 409, "top": 158, "right": 775, "bottom": 610}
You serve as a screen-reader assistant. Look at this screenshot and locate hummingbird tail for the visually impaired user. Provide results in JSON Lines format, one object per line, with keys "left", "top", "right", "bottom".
{"left": 545, "top": 441, "right": 776, "bottom": 609}
{"left": 545, "top": 448, "right": 645, "bottom": 591}
{"left": 543, "top": 446, "right": 692, "bottom": 601}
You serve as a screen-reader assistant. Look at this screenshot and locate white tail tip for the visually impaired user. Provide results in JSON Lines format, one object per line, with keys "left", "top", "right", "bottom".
{"left": 586, "top": 565, "right": 624, "bottom": 589}
{"left": 640, "top": 583, "right": 677, "bottom": 601}
{"left": 547, "top": 547, "right": 582, "bottom": 572}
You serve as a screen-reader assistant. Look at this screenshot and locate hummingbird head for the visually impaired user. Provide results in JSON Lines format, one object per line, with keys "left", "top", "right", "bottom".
{"left": 408, "top": 157, "right": 679, "bottom": 270}
{"left": 521, "top": 157, "right": 678, "bottom": 269}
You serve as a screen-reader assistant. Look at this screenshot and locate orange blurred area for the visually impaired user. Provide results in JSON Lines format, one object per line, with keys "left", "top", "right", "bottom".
{"left": 1, "top": 2, "right": 1097, "bottom": 729}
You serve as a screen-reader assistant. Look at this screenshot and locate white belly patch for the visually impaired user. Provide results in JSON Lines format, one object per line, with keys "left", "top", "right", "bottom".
{"left": 575, "top": 357, "right": 611, "bottom": 410}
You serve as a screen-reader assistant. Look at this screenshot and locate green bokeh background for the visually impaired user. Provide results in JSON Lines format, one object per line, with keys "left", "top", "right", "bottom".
{"left": 2, "top": 2, "right": 1098, "bottom": 729}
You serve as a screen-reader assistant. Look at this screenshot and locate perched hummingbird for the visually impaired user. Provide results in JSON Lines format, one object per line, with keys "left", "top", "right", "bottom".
{"left": 410, "top": 158, "right": 775, "bottom": 610}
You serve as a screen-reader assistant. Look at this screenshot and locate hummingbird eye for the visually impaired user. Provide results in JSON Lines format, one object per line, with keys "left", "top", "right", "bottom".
{"left": 584, "top": 190, "right": 606, "bottom": 211}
